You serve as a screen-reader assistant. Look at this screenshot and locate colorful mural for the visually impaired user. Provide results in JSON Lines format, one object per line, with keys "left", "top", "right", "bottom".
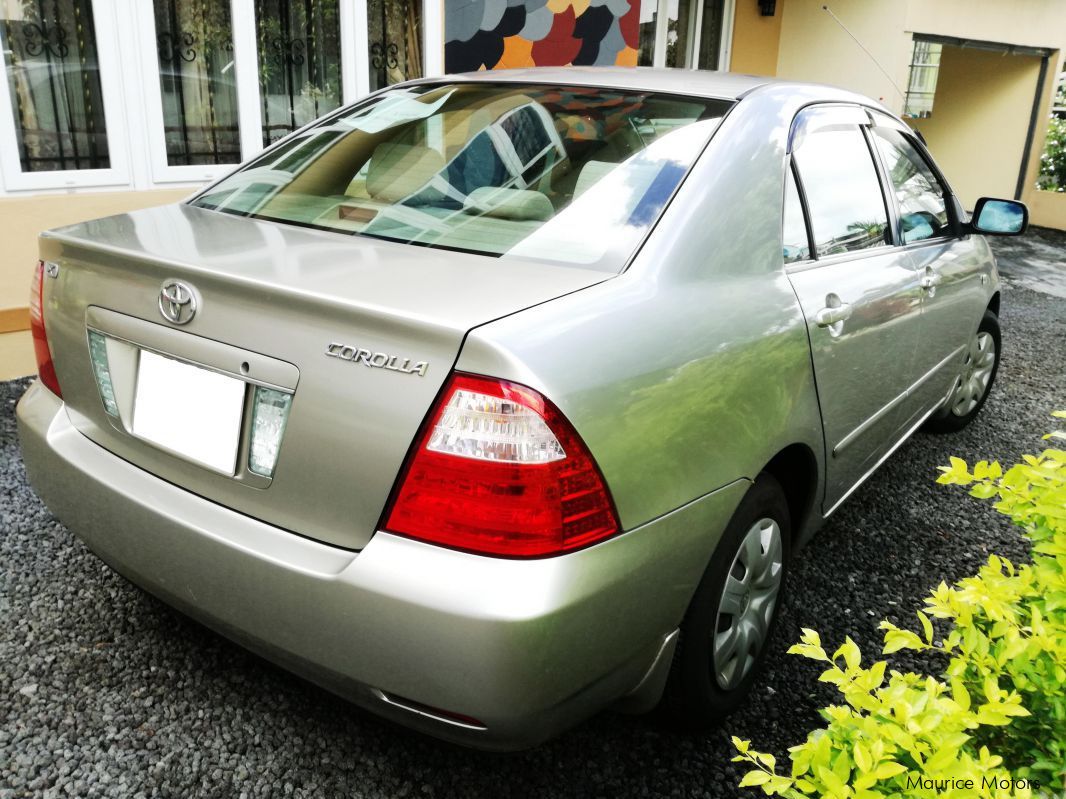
{"left": 444, "top": 0, "right": 644, "bottom": 73}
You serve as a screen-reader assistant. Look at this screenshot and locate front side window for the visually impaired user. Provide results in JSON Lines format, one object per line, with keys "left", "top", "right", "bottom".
{"left": 153, "top": 0, "right": 241, "bottom": 166}
{"left": 192, "top": 83, "right": 731, "bottom": 272}
{"left": 872, "top": 127, "right": 950, "bottom": 243}
{"left": 0, "top": 0, "right": 110, "bottom": 172}
{"left": 794, "top": 126, "right": 889, "bottom": 257}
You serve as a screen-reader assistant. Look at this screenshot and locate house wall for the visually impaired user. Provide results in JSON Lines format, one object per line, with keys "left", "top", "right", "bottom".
{"left": 729, "top": 0, "right": 784, "bottom": 76}
{"left": 910, "top": 46, "right": 1045, "bottom": 209}
{"left": 774, "top": 0, "right": 912, "bottom": 112}
{"left": 774, "top": 0, "right": 1066, "bottom": 229}
{"left": 0, "top": 188, "right": 190, "bottom": 379}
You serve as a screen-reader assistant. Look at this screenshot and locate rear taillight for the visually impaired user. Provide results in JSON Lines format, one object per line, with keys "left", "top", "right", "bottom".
{"left": 384, "top": 373, "right": 620, "bottom": 558}
{"left": 29, "top": 261, "right": 62, "bottom": 398}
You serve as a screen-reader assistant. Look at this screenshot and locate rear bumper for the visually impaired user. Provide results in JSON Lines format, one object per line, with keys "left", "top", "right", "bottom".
{"left": 16, "top": 381, "right": 747, "bottom": 749}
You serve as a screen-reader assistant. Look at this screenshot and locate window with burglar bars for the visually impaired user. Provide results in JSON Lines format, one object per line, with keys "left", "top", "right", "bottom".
{"left": 153, "top": 0, "right": 241, "bottom": 166}
{"left": 903, "top": 39, "right": 942, "bottom": 119}
{"left": 0, "top": 0, "right": 110, "bottom": 172}
{"left": 367, "top": 0, "right": 422, "bottom": 93}
{"left": 255, "top": 0, "right": 342, "bottom": 147}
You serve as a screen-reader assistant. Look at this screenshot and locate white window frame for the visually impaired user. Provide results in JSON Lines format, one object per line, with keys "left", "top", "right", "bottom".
{"left": 651, "top": 0, "right": 734, "bottom": 70}
{"left": 131, "top": 0, "right": 259, "bottom": 184}
{"left": 0, "top": 0, "right": 132, "bottom": 191}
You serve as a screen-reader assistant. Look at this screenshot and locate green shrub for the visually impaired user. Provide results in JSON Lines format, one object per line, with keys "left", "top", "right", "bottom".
{"left": 1036, "top": 115, "right": 1066, "bottom": 192}
{"left": 1037, "top": 77, "right": 1066, "bottom": 193}
{"left": 733, "top": 412, "right": 1066, "bottom": 798}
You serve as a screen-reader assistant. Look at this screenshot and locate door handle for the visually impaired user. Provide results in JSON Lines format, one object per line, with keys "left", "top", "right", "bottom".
{"left": 919, "top": 267, "right": 942, "bottom": 291}
{"left": 814, "top": 301, "right": 853, "bottom": 327}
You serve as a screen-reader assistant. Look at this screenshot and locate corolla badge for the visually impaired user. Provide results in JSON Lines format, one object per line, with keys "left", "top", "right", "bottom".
{"left": 158, "top": 279, "right": 198, "bottom": 325}
{"left": 326, "top": 342, "right": 429, "bottom": 377}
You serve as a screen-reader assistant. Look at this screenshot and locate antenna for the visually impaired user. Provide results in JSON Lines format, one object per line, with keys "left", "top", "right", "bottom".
{"left": 821, "top": 5, "right": 907, "bottom": 99}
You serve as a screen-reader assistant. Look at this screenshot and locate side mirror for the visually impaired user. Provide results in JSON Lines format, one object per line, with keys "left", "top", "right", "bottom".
{"left": 967, "top": 197, "right": 1029, "bottom": 236}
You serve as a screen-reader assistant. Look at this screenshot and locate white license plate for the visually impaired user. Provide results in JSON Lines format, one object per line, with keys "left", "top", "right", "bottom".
{"left": 132, "top": 350, "right": 246, "bottom": 474}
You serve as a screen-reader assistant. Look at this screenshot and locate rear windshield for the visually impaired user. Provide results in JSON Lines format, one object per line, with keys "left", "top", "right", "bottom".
{"left": 190, "top": 83, "right": 732, "bottom": 271}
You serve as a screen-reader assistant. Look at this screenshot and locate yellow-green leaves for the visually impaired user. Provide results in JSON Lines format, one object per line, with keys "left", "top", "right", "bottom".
{"left": 787, "top": 628, "right": 831, "bottom": 662}
{"left": 733, "top": 413, "right": 1066, "bottom": 797}
{"left": 879, "top": 621, "right": 928, "bottom": 654}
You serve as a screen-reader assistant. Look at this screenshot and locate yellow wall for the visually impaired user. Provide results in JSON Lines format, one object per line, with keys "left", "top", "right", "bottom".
{"left": 768, "top": 0, "right": 1066, "bottom": 229}
{"left": 0, "top": 189, "right": 191, "bottom": 318}
{"left": 910, "top": 46, "right": 1044, "bottom": 209}
{"left": 904, "top": 1, "right": 1066, "bottom": 52}
{"left": 0, "top": 330, "right": 35, "bottom": 380}
{"left": 730, "top": 0, "right": 785, "bottom": 76}
{"left": 774, "top": 0, "right": 913, "bottom": 112}
{"left": 1028, "top": 189, "right": 1066, "bottom": 230}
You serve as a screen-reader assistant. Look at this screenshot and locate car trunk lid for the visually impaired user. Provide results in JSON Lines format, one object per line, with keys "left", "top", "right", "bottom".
{"left": 39, "top": 203, "right": 611, "bottom": 550}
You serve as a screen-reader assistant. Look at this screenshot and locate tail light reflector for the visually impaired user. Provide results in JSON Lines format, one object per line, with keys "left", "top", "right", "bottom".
{"left": 384, "top": 373, "right": 620, "bottom": 558}
{"left": 30, "top": 261, "right": 62, "bottom": 398}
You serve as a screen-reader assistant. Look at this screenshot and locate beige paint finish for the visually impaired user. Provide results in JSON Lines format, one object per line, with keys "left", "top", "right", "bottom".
{"left": 0, "top": 188, "right": 193, "bottom": 319}
{"left": 904, "top": 0, "right": 1066, "bottom": 51}
{"left": 1028, "top": 189, "right": 1066, "bottom": 229}
{"left": 775, "top": 0, "right": 912, "bottom": 111}
{"left": 771, "top": 0, "right": 1066, "bottom": 231}
{"left": 911, "top": 46, "right": 1043, "bottom": 208}
{"left": 730, "top": 0, "right": 785, "bottom": 76}
{"left": 0, "top": 330, "right": 35, "bottom": 380}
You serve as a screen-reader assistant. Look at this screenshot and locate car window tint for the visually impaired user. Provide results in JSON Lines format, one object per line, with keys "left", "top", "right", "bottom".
{"left": 872, "top": 128, "right": 950, "bottom": 243}
{"left": 191, "top": 83, "right": 733, "bottom": 272}
{"left": 782, "top": 166, "right": 809, "bottom": 263}
{"left": 794, "top": 126, "right": 889, "bottom": 257}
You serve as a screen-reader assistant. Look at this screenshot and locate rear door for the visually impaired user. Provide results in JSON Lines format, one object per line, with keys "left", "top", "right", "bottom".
{"left": 784, "top": 105, "right": 924, "bottom": 512}
{"left": 867, "top": 120, "right": 991, "bottom": 423}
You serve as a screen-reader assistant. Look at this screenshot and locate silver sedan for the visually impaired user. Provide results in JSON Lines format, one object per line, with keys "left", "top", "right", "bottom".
{"left": 17, "top": 68, "right": 1026, "bottom": 750}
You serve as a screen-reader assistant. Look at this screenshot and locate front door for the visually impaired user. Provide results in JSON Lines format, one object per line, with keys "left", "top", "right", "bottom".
{"left": 784, "top": 109, "right": 923, "bottom": 512}
{"left": 866, "top": 122, "right": 992, "bottom": 423}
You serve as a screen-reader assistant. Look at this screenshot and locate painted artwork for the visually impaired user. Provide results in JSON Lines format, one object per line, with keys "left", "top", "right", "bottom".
{"left": 444, "top": 0, "right": 643, "bottom": 73}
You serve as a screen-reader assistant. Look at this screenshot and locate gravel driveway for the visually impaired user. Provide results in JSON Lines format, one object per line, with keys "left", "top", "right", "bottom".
{"left": 2, "top": 249, "right": 1064, "bottom": 798}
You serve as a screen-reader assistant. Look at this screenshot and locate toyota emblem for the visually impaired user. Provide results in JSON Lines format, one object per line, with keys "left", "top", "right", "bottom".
{"left": 158, "top": 280, "right": 198, "bottom": 325}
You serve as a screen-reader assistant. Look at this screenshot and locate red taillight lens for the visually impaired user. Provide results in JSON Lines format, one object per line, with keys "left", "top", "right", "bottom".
{"left": 29, "top": 260, "right": 62, "bottom": 398}
{"left": 384, "top": 373, "right": 620, "bottom": 558}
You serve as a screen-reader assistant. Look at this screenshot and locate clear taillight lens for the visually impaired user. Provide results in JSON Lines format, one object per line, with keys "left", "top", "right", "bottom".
{"left": 426, "top": 385, "right": 566, "bottom": 463}
{"left": 29, "top": 261, "right": 62, "bottom": 398}
{"left": 87, "top": 331, "right": 119, "bottom": 417}
{"left": 384, "top": 373, "right": 620, "bottom": 558}
{"left": 248, "top": 386, "right": 292, "bottom": 477}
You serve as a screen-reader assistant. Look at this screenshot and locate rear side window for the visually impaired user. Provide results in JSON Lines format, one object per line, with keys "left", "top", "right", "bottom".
{"left": 782, "top": 166, "right": 810, "bottom": 264}
{"left": 871, "top": 128, "right": 950, "bottom": 243}
{"left": 794, "top": 127, "right": 889, "bottom": 257}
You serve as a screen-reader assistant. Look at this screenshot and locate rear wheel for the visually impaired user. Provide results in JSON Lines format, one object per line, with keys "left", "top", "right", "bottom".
{"left": 661, "top": 474, "right": 790, "bottom": 727}
{"left": 925, "top": 310, "right": 1000, "bottom": 434}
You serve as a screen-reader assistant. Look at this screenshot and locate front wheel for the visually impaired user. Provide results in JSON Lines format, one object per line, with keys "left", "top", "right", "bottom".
{"left": 660, "top": 474, "right": 790, "bottom": 727}
{"left": 925, "top": 309, "right": 1000, "bottom": 434}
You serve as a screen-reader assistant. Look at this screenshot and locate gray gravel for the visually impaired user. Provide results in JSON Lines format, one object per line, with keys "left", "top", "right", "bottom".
{"left": 3, "top": 279, "right": 1065, "bottom": 798}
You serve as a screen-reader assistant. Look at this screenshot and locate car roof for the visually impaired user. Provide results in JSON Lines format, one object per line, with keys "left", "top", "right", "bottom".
{"left": 415, "top": 67, "right": 775, "bottom": 100}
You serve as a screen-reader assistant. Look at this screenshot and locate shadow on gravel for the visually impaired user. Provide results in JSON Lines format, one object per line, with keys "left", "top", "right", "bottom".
{"left": 2, "top": 284, "right": 1064, "bottom": 799}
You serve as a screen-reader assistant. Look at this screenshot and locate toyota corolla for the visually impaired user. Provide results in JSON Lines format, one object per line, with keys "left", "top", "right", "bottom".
{"left": 16, "top": 68, "right": 1026, "bottom": 750}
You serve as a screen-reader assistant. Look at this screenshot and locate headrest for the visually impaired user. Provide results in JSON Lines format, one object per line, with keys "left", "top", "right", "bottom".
{"left": 463, "top": 187, "right": 554, "bottom": 222}
{"left": 574, "top": 160, "right": 617, "bottom": 198}
{"left": 366, "top": 142, "right": 445, "bottom": 202}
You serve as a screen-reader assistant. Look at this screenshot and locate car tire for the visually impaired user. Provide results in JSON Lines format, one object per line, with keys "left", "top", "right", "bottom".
{"left": 660, "top": 473, "right": 790, "bottom": 728}
{"left": 924, "top": 309, "right": 1001, "bottom": 434}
